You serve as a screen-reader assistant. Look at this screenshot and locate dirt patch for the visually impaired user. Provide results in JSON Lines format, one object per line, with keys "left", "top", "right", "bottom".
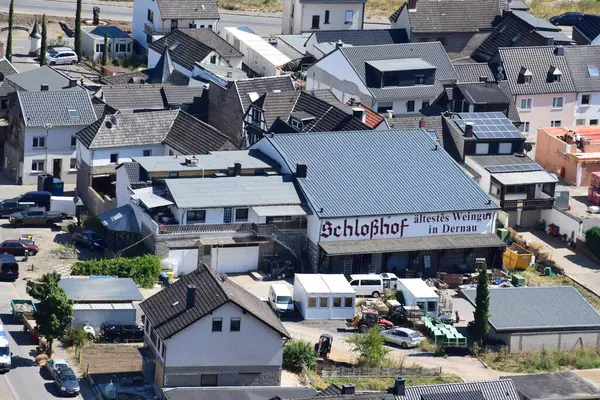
{"left": 81, "top": 344, "right": 143, "bottom": 374}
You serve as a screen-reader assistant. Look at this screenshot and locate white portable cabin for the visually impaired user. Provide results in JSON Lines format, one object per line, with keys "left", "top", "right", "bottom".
{"left": 293, "top": 274, "right": 355, "bottom": 320}
{"left": 396, "top": 278, "right": 439, "bottom": 317}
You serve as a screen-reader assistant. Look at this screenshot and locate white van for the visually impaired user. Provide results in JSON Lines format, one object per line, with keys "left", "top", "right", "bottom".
{"left": 268, "top": 284, "right": 294, "bottom": 315}
{"left": 348, "top": 274, "right": 384, "bottom": 298}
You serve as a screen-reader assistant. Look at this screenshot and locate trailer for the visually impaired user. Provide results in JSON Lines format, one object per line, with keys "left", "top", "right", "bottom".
{"left": 50, "top": 196, "right": 76, "bottom": 218}
{"left": 23, "top": 316, "right": 40, "bottom": 344}
{"left": 11, "top": 299, "right": 36, "bottom": 322}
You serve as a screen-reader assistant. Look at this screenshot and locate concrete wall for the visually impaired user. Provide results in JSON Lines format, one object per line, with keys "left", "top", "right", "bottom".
{"left": 508, "top": 330, "right": 600, "bottom": 352}
{"left": 91, "top": 145, "right": 164, "bottom": 166}
{"left": 298, "top": 3, "right": 364, "bottom": 33}
{"left": 534, "top": 128, "right": 579, "bottom": 184}
{"left": 515, "top": 93, "right": 577, "bottom": 143}
{"left": 540, "top": 207, "right": 583, "bottom": 242}
{"left": 132, "top": 0, "right": 161, "bottom": 49}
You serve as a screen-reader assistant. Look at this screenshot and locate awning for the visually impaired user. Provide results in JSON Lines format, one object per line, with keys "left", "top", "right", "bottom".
{"left": 132, "top": 187, "right": 173, "bottom": 209}
{"left": 98, "top": 204, "right": 140, "bottom": 233}
{"left": 493, "top": 170, "right": 558, "bottom": 186}
{"left": 320, "top": 233, "right": 506, "bottom": 256}
{"left": 252, "top": 205, "right": 306, "bottom": 217}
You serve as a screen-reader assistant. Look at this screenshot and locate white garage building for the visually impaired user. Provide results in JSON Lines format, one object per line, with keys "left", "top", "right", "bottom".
{"left": 293, "top": 274, "right": 355, "bottom": 320}
{"left": 462, "top": 286, "right": 600, "bottom": 352}
{"left": 59, "top": 277, "right": 144, "bottom": 332}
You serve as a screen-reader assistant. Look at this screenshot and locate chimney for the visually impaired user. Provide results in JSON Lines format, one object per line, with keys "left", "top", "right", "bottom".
{"left": 186, "top": 285, "right": 196, "bottom": 310}
{"left": 546, "top": 36, "right": 554, "bottom": 46}
{"left": 386, "top": 109, "right": 393, "bottom": 119}
{"left": 233, "top": 162, "right": 242, "bottom": 176}
{"left": 392, "top": 377, "right": 406, "bottom": 396}
{"left": 352, "top": 108, "right": 366, "bottom": 123}
{"left": 68, "top": 79, "right": 78, "bottom": 88}
{"left": 296, "top": 163, "right": 307, "bottom": 178}
{"left": 554, "top": 46, "right": 564, "bottom": 56}
{"left": 40, "top": 84, "right": 49, "bottom": 91}
{"left": 335, "top": 40, "right": 343, "bottom": 50}
{"left": 341, "top": 384, "right": 355, "bottom": 395}
{"left": 479, "top": 76, "right": 488, "bottom": 83}
{"left": 464, "top": 122, "right": 474, "bottom": 137}
{"left": 408, "top": 0, "right": 417, "bottom": 10}
{"left": 227, "top": 71, "right": 233, "bottom": 78}
{"left": 419, "top": 118, "right": 426, "bottom": 128}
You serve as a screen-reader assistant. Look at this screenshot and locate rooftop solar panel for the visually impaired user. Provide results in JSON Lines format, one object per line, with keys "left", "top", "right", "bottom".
{"left": 485, "top": 163, "right": 543, "bottom": 173}
{"left": 455, "top": 112, "right": 524, "bottom": 140}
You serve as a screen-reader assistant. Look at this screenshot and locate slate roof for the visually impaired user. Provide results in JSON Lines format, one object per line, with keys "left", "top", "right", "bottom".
{"left": 139, "top": 265, "right": 289, "bottom": 340}
{"left": 18, "top": 90, "right": 97, "bottom": 127}
{"left": 0, "top": 58, "right": 18, "bottom": 97}
{"left": 150, "top": 29, "right": 241, "bottom": 71}
{"left": 59, "top": 277, "right": 144, "bottom": 302}
{"left": 306, "top": 29, "right": 408, "bottom": 47}
{"left": 235, "top": 76, "right": 295, "bottom": 111}
{"left": 266, "top": 130, "right": 498, "bottom": 218}
{"left": 100, "top": 85, "right": 166, "bottom": 110}
{"left": 387, "top": 115, "right": 444, "bottom": 145}
{"left": 564, "top": 45, "right": 600, "bottom": 92}
{"left": 164, "top": 110, "right": 237, "bottom": 154}
{"left": 462, "top": 286, "right": 600, "bottom": 332}
{"left": 456, "top": 83, "right": 509, "bottom": 104}
{"left": 156, "top": 0, "right": 219, "bottom": 21}
{"left": 82, "top": 25, "right": 130, "bottom": 39}
{"left": 506, "top": 371, "right": 600, "bottom": 400}
{"left": 574, "top": 14, "right": 600, "bottom": 44}
{"left": 163, "top": 386, "right": 317, "bottom": 400}
{"left": 116, "top": 162, "right": 150, "bottom": 189}
{"left": 338, "top": 42, "right": 458, "bottom": 100}
{"left": 499, "top": 46, "right": 576, "bottom": 95}
{"left": 98, "top": 204, "right": 141, "bottom": 233}
{"left": 454, "top": 63, "right": 495, "bottom": 83}
{"left": 162, "top": 85, "right": 204, "bottom": 105}
{"left": 7, "top": 66, "right": 80, "bottom": 92}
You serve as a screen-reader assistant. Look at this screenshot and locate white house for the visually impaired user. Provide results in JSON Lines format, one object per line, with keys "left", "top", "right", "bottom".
{"left": 4, "top": 89, "right": 98, "bottom": 185}
{"left": 281, "top": 0, "right": 366, "bottom": 35}
{"left": 139, "top": 266, "right": 290, "bottom": 396}
{"left": 564, "top": 46, "right": 600, "bottom": 126}
{"left": 132, "top": 0, "right": 220, "bottom": 49}
{"left": 81, "top": 26, "right": 133, "bottom": 62}
{"left": 293, "top": 274, "right": 355, "bottom": 320}
{"left": 396, "top": 278, "right": 439, "bottom": 318}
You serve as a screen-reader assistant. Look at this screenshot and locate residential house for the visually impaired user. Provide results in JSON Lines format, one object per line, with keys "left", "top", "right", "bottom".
{"left": 564, "top": 45, "right": 600, "bottom": 127}
{"left": 302, "top": 29, "right": 408, "bottom": 60}
{"left": 139, "top": 266, "right": 290, "bottom": 395}
{"left": 508, "top": 371, "right": 600, "bottom": 400}
{"left": 74, "top": 109, "right": 235, "bottom": 215}
{"left": 573, "top": 14, "right": 600, "bottom": 45}
{"left": 282, "top": 0, "right": 366, "bottom": 35}
{"left": 163, "top": 387, "right": 317, "bottom": 400}
{"left": 6, "top": 66, "right": 82, "bottom": 92}
{"left": 207, "top": 75, "right": 296, "bottom": 145}
{"left": 499, "top": 46, "right": 576, "bottom": 142}
{"left": 0, "top": 57, "right": 18, "bottom": 119}
{"left": 4, "top": 89, "right": 97, "bottom": 184}
{"left": 81, "top": 26, "right": 133, "bottom": 62}
{"left": 473, "top": 10, "right": 574, "bottom": 63}
{"left": 387, "top": 114, "right": 443, "bottom": 144}
{"left": 452, "top": 63, "right": 509, "bottom": 114}
{"left": 306, "top": 42, "right": 458, "bottom": 117}
{"left": 132, "top": 0, "right": 219, "bottom": 49}
{"left": 389, "top": 0, "right": 502, "bottom": 59}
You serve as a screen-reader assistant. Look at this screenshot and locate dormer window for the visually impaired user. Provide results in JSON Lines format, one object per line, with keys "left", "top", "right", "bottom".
{"left": 547, "top": 66, "right": 562, "bottom": 83}
{"left": 288, "top": 111, "right": 315, "bottom": 131}
{"left": 415, "top": 74, "right": 425, "bottom": 85}
{"left": 365, "top": 58, "right": 436, "bottom": 89}
{"left": 289, "top": 118, "right": 303, "bottom": 130}
{"left": 518, "top": 67, "right": 532, "bottom": 84}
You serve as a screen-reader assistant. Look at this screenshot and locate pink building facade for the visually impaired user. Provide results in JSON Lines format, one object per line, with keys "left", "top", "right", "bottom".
{"left": 515, "top": 93, "right": 577, "bottom": 141}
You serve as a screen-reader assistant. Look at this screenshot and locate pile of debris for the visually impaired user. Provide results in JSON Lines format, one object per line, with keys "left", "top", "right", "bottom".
{"left": 13, "top": 302, "right": 34, "bottom": 313}
{"left": 52, "top": 246, "right": 79, "bottom": 259}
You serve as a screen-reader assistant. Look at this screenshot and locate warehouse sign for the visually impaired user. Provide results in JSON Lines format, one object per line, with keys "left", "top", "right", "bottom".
{"left": 319, "top": 211, "right": 494, "bottom": 242}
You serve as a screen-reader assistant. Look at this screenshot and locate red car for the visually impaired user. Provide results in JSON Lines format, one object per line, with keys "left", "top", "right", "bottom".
{"left": 0, "top": 240, "right": 39, "bottom": 256}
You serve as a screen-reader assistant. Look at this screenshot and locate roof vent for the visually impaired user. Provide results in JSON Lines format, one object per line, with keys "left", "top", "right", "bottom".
{"left": 40, "top": 84, "right": 49, "bottom": 91}
{"left": 341, "top": 384, "right": 355, "bottom": 395}
{"left": 105, "top": 120, "right": 113, "bottom": 129}
{"left": 464, "top": 122, "right": 474, "bottom": 137}
{"left": 554, "top": 46, "right": 564, "bottom": 56}
{"left": 110, "top": 115, "right": 117, "bottom": 126}
{"left": 201, "top": 4, "right": 205, "bottom": 10}
{"left": 185, "top": 156, "right": 199, "bottom": 167}
{"left": 479, "top": 76, "right": 488, "bottom": 83}
{"left": 335, "top": 40, "right": 343, "bottom": 50}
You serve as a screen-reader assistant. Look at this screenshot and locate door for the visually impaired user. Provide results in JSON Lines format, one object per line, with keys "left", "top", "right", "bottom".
{"left": 223, "top": 207, "right": 232, "bottom": 223}
{"left": 210, "top": 246, "right": 259, "bottom": 273}
{"left": 53, "top": 159, "right": 62, "bottom": 179}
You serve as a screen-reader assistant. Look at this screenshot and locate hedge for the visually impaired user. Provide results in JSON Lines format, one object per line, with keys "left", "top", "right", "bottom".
{"left": 71, "top": 254, "right": 161, "bottom": 288}
{"left": 586, "top": 227, "right": 600, "bottom": 260}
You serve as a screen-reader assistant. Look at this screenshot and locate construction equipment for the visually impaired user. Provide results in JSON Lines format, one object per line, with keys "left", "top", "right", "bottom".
{"left": 314, "top": 334, "right": 333, "bottom": 359}
{"left": 348, "top": 309, "right": 393, "bottom": 333}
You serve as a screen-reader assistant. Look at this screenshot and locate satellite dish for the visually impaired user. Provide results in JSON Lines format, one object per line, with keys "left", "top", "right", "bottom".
{"left": 524, "top": 143, "right": 533, "bottom": 152}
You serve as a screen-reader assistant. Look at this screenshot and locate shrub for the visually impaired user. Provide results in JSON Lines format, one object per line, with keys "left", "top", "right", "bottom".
{"left": 282, "top": 340, "right": 316, "bottom": 372}
{"left": 586, "top": 227, "right": 600, "bottom": 260}
{"left": 346, "top": 327, "right": 390, "bottom": 367}
{"left": 71, "top": 254, "right": 161, "bottom": 288}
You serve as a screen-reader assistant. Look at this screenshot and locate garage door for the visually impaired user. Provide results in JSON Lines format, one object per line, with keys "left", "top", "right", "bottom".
{"left": 210, "top": 246, "right": 259, "bottom": 274}
{"left": 168, "top": 249, "right": 199, "bottom": 276}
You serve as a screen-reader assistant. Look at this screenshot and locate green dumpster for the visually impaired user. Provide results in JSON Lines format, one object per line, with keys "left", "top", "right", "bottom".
{"left": 544, "top": 266, "right": 553, "bottom": 276}
{"left": 511, "top": 274, "right": 525, "bottom": 287}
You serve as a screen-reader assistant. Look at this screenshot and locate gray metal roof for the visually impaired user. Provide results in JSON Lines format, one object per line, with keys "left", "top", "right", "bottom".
{"left": 58, "top": 277, "right": 144, "bottom": 302}
{"left": 18, "top": 90, "right": 97, "bottom": 127}
{"left": 82, "top": 25, "right": 130, "bottom": 39}
{"left": 265, "top": 130, "right": 498, "bottom": 218}
{"left": 492, "top": 170, "right": 558, "bottom": 185}
{"left": 6, "top": 66, "right": 80, "bottom": 92}
{"left": 135, "top": 150, "right": 278, "bottom": 173}
{"left": 163, "top": 386, "right": 317, "bottom": 400}
{"left": 98, "top": 204, "right": 141, "bottom": 233}
{"left": 165, "top": 175, "right": 302, "bottom": 209}
{"left": 462, "top": 286, "right": 600, "bottom": 332}
{"left": 564, "top": 45, "right": 600, "bottom": 92}
{"left": 506, "top": 372, "right": 600, "bottom": 400}
{"left": 400, "top": 380, "right": 520, "bottom": 400}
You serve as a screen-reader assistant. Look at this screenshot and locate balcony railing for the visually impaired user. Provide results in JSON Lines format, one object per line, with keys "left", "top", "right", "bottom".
{"left": 144, "top": 23, "right": 172, "bottom": 35}
{"left": 158, "top": 222, "right": 254, "bottom": 235}
{"left": 501, "top": 198, "right": 555, "bottom": 211}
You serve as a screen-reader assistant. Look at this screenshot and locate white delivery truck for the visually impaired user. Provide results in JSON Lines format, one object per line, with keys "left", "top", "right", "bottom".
{"left": 268, "top": 284, "right": 294, "bottom": 315}
{"left": 50, "top": 197, "right": 76, "bottom": 218}
{"left": 0, "top": 324, "right": 11, "bottom": 372}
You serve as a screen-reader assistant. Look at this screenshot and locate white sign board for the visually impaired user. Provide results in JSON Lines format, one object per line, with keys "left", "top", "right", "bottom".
{"left": 318, "top": 211, "right": 495, "bottom": 243}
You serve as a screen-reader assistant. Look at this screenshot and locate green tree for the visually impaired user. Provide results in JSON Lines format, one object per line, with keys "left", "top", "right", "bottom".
{"left": 346, "top": 327, "right": 390, "bottom": 367}
{"left": 64, "top": 327, "right": 88, "bottom": 359}
{"left": 472, "top": 259, "right": 490, "bottom": 345}
{"left": 40, "top": 15, "right": 47, "bottom": 66}
{"left": 6, "top": 0, "right": 14, "bottom": 62}
{"left": 586, "top": 226, "right": 600, "bottom": 260}
{"left": 74, "top": 0, "right": 82, "bottom": 60}
{"left": 282, "top": 340, "right": 316, "bottom": 372}
{"left": 101, "top": 31, "right": 108, "bottom": 66}
{"left": 26, "top": 272, "right": 73, "bottom": 355}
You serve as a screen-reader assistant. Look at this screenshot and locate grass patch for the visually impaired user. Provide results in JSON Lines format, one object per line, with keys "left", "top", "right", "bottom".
{"left": 317, "top": 376, "right": 462, "bottom": 391}
{"left": 528, "top": 0, "right": 600, "bottom": 19}
{"left": 480, "top": 347, "right": 600, "bottom": 373}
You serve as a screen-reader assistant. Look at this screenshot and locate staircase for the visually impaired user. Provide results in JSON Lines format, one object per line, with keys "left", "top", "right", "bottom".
{"left": 253, "top": 223, "right": 306, "bottom": 271}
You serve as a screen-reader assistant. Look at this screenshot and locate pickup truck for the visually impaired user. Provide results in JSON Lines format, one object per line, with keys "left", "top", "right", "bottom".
{"left": 9, "top": 207, "right": 63, "bottom": 226}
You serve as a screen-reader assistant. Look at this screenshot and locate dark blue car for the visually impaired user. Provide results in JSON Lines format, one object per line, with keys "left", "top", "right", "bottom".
{"left": 71, "top": 230, "right": 105, "bottom": 251}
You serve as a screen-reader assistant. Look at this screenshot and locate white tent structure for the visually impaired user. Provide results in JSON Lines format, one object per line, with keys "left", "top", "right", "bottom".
{"left": 397, "top": 278, "right": 439, "bottom": 317}
{"left": 293, "top": 274, "right": 355, "bottom": 320}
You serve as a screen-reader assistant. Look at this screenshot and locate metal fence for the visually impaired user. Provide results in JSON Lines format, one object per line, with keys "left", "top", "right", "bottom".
{"left": 319, "top": 365, "right": 442, "bottom": 378}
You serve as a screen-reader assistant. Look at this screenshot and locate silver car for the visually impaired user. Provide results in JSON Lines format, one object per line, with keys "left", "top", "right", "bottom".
{"left": 380, "top": 327, "right": 423, "bottom": 349}
{"left": 46, "top": 48, "right": 78, "bottom": 65}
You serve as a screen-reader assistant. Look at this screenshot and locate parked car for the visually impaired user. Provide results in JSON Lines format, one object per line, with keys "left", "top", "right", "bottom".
{"left": 0, "top": 240, "right": 39, "bottom": 256}
{"left": 550, "top": 12, "right": 584, "bottom": 26}
{"left": 18, "top": 191, "right": 52, "bottom": 210}
{"left": 0, "top": 199, "right": 33, "bottom": 217}
{"left": 45, "top": 358, "right": 70, "bottom": 379}
{"left": 46, "top": 47, "right": 78, "bottom": 65}
{"left": 380, "top": 327, "right": 423, "bottom": 349}
{"left": 54, "top": 368, "right": 80, "bottom": 397}
{"left": 100, "top": 321, "right": 144, "bottom": 343}
{"left": 0, "top": 254, "right": 19, "bottom": 281}
{"left": 72, "top": 230, "right": 105, "bottom": 251}
{"left": 8, "top": 207, "right": 63, "bottom": 226}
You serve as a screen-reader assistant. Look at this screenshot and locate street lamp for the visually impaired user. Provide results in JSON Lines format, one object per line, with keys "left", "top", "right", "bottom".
{"left": 43, "top": 123, "right": 52, "bottom": 173}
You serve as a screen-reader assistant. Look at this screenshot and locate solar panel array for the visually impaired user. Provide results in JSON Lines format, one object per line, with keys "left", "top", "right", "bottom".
{"left": 485, "top": 163, "right": 543, "bottom": 174}
{"left": 455, "top": 112, "right": 524, "bottom": 139}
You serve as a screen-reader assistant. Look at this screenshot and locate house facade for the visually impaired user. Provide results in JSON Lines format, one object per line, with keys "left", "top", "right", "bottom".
{"left": 282, "top": 0, "right": 366, "bottom": 35}
{"left": 564, "top": 45, "right": 600, "bottom": 127}
{"left": 81, "top": 26, "right": 133, "bottom": 62}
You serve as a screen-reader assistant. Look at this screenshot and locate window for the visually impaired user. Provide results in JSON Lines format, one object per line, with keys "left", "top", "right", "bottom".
{"left": 551, "top": 120, "right": 562, "bottom": 127}
{"left": 422, "top": 100, "right": 429, "bottom": 109}
{"left": 542, "top": 183, "right": 555, "bottom": 197}
{"left": 552, "top": 97, "right": 564, "bottom": 109}
{"left": 187, "top": 210, "right": 206, "bottom": 223}
{"left": 290, "top": 118, "right": 302, "bottom": 130}
{"left": 427, "top": 301, "right": 436, "bottom": 312}
{"left": 169, "top": 150, "right": 174, "bottom": 156}
{"left": 308, "top": 297, "right": 317, "bottom": 308}
{"left": 117, "top": 43, "right": 128, "bottom": 53}
{"left": 32, "top": 137, "right": 46, "bottom": 148}
{"left": 319, "top": 297, "right": 329, "bottom": 308}
{"left": 110, "top": 153, "right": 118, "bottom": 163}
{"left": 311, "top": 15, "right": 320, "bottom": 29}
{"left": 324, "top": 10, "right": 330, "bottom": 24}
{"left": 71, "top": 135, "right": 77, "bottom": 147}
{"left": 147, "top": 9, "right": 153, "bottom": 22}
{"left": 520, "top": 98, "right": 532, "bottom": 110}
{"left": 230, "top": 318, "right": 241, "bottom": 332}
{"left": 344, "top": 297, "right": 353, "bottom": 308}
{"left": 250, "top": 107, "right": 261, "bottom": 123}
{"left": 31, "top": 160, "right": 44, "bottom": 172}
{"left": 0, "top": 99, "right": 7, "bottom": 110}
{"left": 582, "top": 94, "right": 591, "bottom": 105}
{"left": 201, "top": 374, "right": 218, "bottom": 387}
{"left": 161, "top": 343, "right": 166, "bottom": 359}
{"left": 170, "top": 19, "right": 178, "bottom": 31}
{"left": 361, "top": 279, "right": 381, "bottom": 286}
{"left": 143, "top": 149, "right": 152, "bottom": 157}
{"left": 589, "top": 66, "right": 599, "bottom": 77}
{"left": 498, "top": 142, "right": 512, "bottom": 154}
{"left": 519, "top": 121, "right": 530, "bottom": 133}
{"left": 235, "top": 208, "right": 249, "bottom": 222}
{"left": 406, "top": 100, "right": 415, "bottom": 112}
{"left": 291, "top": 4, "right": 294, "bottom": 17}
{"left": 211, "top": 318, "right": 222, "bottom": 332}
{"left": 524, "top": 75, "right": 532, "bottom": 84}
{"left": 576, "top": 119, "right": 586, "bottom": 126}
{"left": 376, "top": 102, "right": 393, "bottom": 114}
{"left": 475, "top": 143, "right": 489, "bottom": 155}
{"left": 333, "top": 297, "right": 341, "bottom": 308}
{"left": 591, "top": 119, "right": 599, "bottom": 125}
{"left": 506, "top": 185, "right": 527, "bottom": 194}
{"left": 344, "top": 10, "right": 353, "bottom": 23}
{"left": 68, "top": 109, "right": 80, "bottom": 119}
{"left": 210, "top": 54, "right": 217, "bottom": 64}
{"left": 70, "top": 158, "right": 77, "bottom": 170}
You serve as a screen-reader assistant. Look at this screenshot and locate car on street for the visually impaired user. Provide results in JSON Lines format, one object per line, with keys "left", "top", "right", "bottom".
{"left": 0, "top": 254, "right": 19, "bottom": 281}
{"left": 46, "top": 47, "right": 78, "bottom": 65}
{"left": 380, "top": 327, "right": 423, "bottom": 349}
{"left": 550, "top": 12, "right": 584, "bottom": 26}
{"left": 72, "top": 230, "right": 105, "bottom": 251}
{"left": 54, "top": 368, "right": 80, "bottom": 397}
{"left": 0, "top": 199, "right": 33, "bottom": 217}
{"left": 0, "top": 240, "right": 39, "bottom": 256}
{"left": 100, "top": 321, "right": 144, "bottom": 343}
{"left": 45, "top": 358, "right": 70, "bottom": 379}
{"left": 8, "top": 207, "right": 63, "bottom": 226}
